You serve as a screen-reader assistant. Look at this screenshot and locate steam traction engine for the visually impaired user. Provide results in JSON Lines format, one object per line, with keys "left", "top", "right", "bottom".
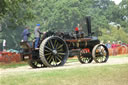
{"left": 20, "top": 17, "right": 109, "bottom": 68}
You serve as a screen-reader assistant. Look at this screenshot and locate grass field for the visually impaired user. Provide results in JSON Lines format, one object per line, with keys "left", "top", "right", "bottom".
{"left": 0, "top": 62, "right": 27, "bottom": 69}
{"left": 0, "top": 64, "right": 128, "bottom": 85}
{"left": 110, "top": 54, "right": 128, "bottom": 58}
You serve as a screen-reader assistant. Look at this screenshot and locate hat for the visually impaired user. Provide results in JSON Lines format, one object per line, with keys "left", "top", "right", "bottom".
{"left": 25, "top": 26, "right": 29, "bottom": 28}
{"left": 36, "top": 24, "right": 40, "bottom": 26}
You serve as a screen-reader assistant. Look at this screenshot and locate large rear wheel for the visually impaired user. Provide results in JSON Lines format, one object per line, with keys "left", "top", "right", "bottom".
{"left": 39, "top": 36, "right": 69, "bottom": 67}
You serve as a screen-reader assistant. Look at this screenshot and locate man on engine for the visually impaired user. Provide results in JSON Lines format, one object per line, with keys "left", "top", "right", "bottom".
{"left": 22, "top": 26, "right": 31, "bottom": 41}
{"left": 34, "top": 24, "right": 42, "bottom": 49}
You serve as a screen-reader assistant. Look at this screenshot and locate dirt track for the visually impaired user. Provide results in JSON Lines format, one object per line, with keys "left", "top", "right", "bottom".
{"left": 0, "top": 57, "right": 128, "bottom": 75}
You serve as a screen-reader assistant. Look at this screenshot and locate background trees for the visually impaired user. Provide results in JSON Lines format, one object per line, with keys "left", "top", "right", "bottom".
{"left": 0, "top": 0, "right": 128, "bottom": 50}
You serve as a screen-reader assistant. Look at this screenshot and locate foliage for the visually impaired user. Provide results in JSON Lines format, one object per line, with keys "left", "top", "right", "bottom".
{"left": 0, "top": 0, "right": 128, "bottom": 50}
{"left": 99, "top": 26, "right": 128, "bottom": 43}
{"left": 0, "top": 0, "right": 34, "bottom": 24}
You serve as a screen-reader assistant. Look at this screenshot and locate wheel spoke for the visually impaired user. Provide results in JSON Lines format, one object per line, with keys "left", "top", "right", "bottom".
{"left": 56, "top": 55, "right": 61, "bottom": 62}
{"left": 45, "top": 53, "right": 52, "bottom": 56}
{"left": 57, "top": 48, "right": 64, "bottom": 52}
{"left": 54, "top": 56, "right": 57, "bottom": 63}
{"left": 48, "top": 55, "right": 53, "bottom": 64}
{"left": 103, "top": 50, "right": 106, "bottom": 56}
{"left": 57, "top": 55, "right": 63, "bottom": 59}
{"left": 54, "top": 40, "right": 57, "bottom": 48}
{"left": 56, "top": 42, "right": 59, "bottom": 48}
{"left": 49, "top": 40, "right": 54, "bottom": 49}
{"left": 47, "top": 55, "right": 51, "bottom": 60}
{"left": 47, "top": 41, "right": 52, "bottom": 48}
{"left": 45, "top": 46, "right": 53, "bottom": 52}
{"left": 57, "top": 44, "right": 63, "bottom": 50}
{"left": 45, "top": 49, "right": 50, "bottom": 52}
{"left": 58, "top": 53, "right": 65, "bottom": 55}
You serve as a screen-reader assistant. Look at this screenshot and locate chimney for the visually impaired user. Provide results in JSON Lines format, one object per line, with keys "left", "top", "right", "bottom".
{"left": 86, "top": 16, "right": 92, "bottom": 36}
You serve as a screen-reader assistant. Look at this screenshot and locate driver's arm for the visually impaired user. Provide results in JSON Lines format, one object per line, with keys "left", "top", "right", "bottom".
{"left": 38, "top": 29, "right": 43, "bottom": 34}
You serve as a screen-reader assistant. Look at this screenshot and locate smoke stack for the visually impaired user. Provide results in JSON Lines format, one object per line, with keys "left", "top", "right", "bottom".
{"left": 86, "top": 16, "right": 92, "bottom": 36}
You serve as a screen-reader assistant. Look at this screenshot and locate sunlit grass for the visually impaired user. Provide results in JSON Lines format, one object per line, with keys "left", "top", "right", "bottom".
{"left": 110, "top": 54, "right": 128, "bottom": 58}
{"left": 0, "top": 62, "right": 27, "bottom": 69}
{"left": 1, "top": 64, "right": 128, "bottom": 85}
{"left": 67, "top": 58, "right": 78, "bottom": 63}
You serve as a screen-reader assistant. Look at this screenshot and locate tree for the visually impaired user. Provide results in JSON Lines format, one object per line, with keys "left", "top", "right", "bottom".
{"left": 99, "top": 26, "right": 128, "bottom": 43}
{"left": 0, "top": 0, "right": 128, "bottom": 50}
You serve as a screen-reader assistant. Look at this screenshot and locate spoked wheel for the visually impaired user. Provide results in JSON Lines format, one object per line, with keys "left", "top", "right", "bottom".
{"left": 39, "top": 36, "right": 69, "bottom": 67}
{"left": 78, "top": 49, "right": 93, "bottom": 64}
{"left": 28, "top": 59, "right": 46, "bottom": 68}
{"left": 92, "top": 44, "right": 109, "bottom": 63}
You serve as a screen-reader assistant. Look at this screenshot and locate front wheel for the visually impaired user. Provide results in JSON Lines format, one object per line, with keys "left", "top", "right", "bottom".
{"left": 78, "top": 49, "right": 93, "bottom": 64}
{"left": 92, "top": 44, "right": 109, "bottom": 63}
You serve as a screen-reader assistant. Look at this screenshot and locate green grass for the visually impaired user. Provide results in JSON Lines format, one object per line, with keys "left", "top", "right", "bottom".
{"left": 67, "top": 58, "right": 78, "bottom": 62}
{"left": 110, "top": 54, "right": 128, "bottom": 58}
{"left": 0, "top": 62, "right": 27, "bottom": 69}
{"left": 1, "top": 64, "right": 128, "bottom": 85}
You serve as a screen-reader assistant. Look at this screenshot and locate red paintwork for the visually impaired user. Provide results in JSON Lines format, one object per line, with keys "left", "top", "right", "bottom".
{"left": 65, "top": 38, "right": 91, "bottom": 42}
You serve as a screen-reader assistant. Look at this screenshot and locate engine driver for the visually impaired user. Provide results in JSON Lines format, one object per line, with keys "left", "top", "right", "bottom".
{"left": 34, "top": 24, "right": 43, "bottom": 49}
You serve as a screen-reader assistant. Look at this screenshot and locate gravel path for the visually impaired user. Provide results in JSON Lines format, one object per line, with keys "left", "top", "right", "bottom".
{"left": 0, "top": 57, "right": 128, "bottom": 75}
